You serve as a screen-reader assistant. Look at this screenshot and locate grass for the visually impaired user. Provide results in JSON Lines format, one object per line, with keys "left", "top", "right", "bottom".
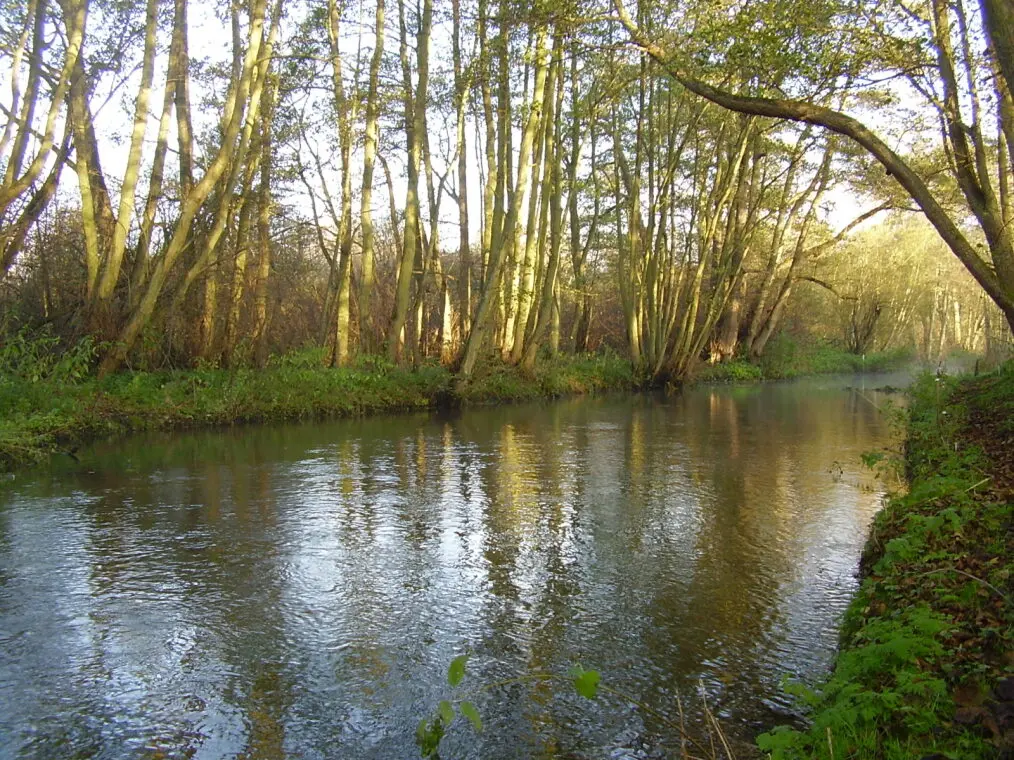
{"left": 0, "top": 337, "right": 635, "bottom": 472}
{"left": 457, "top": 351, "right": 636, "bottom": 403}
{"left": 757, "top": 363, "right": 1014, "bottom": 759}
{"left": 697, "top": 337, "right": 913, "bottom": 383}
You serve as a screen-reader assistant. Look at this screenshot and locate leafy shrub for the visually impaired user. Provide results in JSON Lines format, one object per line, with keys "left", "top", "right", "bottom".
{"left": 0, "top": 325, "right": 96, "bottom": 384}
{"left": 268, "top": 345, "right": 329, "bottom": 368}
{"left": 695, "top": 359, "right": 764, "bottom": 383}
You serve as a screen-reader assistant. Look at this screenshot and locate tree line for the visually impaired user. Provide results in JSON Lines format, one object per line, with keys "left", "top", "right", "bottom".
{"left": 0, "top": 0, "right": 1011, "bottom": 382}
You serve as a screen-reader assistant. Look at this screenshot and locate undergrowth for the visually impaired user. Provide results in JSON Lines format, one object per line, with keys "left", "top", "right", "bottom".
{"left": 457, "top": 351, "right": 635, "bottom": 403}
{"left": 698, "top": 337, "right": 913, "bottom": 383}
{"left": 758, "top": 365, "right": 1014, "bottom": 759}
{"left": 0, "top": 333, "right": 634, "bottom": 471}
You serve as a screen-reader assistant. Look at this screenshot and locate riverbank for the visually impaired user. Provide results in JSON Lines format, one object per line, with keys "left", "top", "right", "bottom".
{"left": 0, "top": 351, "right": 635, "bottom": 472}
{"left": 696, "top": 339, "right": 913, "bottom": 383}
{"left": 758, "top": 363, "right": 1014, "bottom": 759}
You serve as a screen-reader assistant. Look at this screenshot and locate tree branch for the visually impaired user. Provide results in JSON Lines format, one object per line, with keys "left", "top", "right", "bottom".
{"left": 610, "top": 0, "right": 1014, "bottom": 315}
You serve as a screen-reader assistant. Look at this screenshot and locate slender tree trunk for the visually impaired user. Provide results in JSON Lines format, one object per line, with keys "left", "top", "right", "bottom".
{"left": 522, "top": 37, "right": 565, "bottom": 369}
{"left": 458, "top": 24, "right": 550, "bottom": 384}
{"left": 252, "top": 79, "right": 276, "bottom": 368}
{"left": 328, "top": 0, "right": 358, "bottom": 367}
{"left": 100, "top": 0, "right": 280, "bottom": 375}
{"left": 477, "top": 0, "right": 497, "bottom": 289}
{"left": 359, "top": 0, "right": 385, "bottom": 354}
{"left": 0, "top": 0, "right": 78, "bottom": 279}
{"left": 0, "top": 0, "right": 84, "bottom": 221}
{"left": 94, "top": 0, "right": 159, "bottom": 308}
{"left": 388, "top": 0, "right": 430, "bottom": 362}
{"left": 510, "top": 43, "right": 555, "bottom": 362}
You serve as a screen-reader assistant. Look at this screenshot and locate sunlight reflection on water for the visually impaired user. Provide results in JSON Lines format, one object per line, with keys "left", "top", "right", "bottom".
{"left": 0, "top": 374, "right": 907, "bottom": 758}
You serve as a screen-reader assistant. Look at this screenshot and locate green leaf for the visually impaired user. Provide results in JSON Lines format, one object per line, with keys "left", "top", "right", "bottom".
{"left": 448, "top": 654, "right": 468, "bottom": 687}
{"left": 415, "top": 717, "right": 444, "bottom": 758}
{"left": 861, "top": 450, "right": 886, "bottom": 469}
{"left": 460, "top": 701, "right": 483, "bottom": 733}
{"left": 570, "top": 666, "right": 601, "bottom": 699}
{"left": 415, "top": 718, "right": 433, "bottom": 755}
{"left": 438, "top": 699, "right": 455, "bottom": 725}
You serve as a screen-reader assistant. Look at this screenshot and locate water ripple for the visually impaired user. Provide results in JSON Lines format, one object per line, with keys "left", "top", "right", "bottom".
{"left": 0, "top": 379, "right": 897, "bottom": 758}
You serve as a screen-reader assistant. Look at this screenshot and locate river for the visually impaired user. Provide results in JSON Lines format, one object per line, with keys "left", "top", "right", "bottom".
{"left": 0, "top": 374, "right": 905, "bottom": 759}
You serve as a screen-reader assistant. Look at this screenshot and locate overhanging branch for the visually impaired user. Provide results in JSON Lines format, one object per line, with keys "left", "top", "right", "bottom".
{"left": 610, "top": 0, "right": 1013, "bottom": 315}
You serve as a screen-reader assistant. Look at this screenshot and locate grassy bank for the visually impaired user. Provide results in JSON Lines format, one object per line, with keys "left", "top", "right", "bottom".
{"left": 0, "top": 346, "right": 635, "bottom": 472}
{"left": 758, "top": 364, "right": 1014, "bottom": 759}
{"left": 697, "top": 337, "right": 913, "bottom": 383}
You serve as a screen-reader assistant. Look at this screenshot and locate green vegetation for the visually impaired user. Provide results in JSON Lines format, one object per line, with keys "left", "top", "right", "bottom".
{"left": 0, "top": 332, "right": 635, "bottom": 472}
{"left": 415, "top": 656, "right": 738, "bottom": 760}
{"left": 758, "top": 365, "right": 1014, "bottom": 759}
{"left": 5, "top": 0, "right": 1013, "bottom": 390}
{"left": 458, "top": 351, "right": 636, "bottom": 403}
{"left": 415, "top": 655, "right": 483, "bottom": 758}
{"left": 415, "top": 659, "right": 608, "bottom": 758}
{"left": 696, "top": 337, "right": 914, "bottom": 383}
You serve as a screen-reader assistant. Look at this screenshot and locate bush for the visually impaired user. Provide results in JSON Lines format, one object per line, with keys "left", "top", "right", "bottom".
{"left": 0, "top": 325, "right": 97, "bottom": 384}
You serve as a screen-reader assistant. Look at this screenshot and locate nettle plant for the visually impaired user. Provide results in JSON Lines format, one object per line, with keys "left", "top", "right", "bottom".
{"left": 414, "top": 657, "right": 603, "bottom": 758}
{"left": 415, "top": 657, "right": 736, "bottom": 759}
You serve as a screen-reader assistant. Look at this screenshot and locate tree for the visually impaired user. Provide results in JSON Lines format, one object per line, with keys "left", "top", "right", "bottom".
{"left": 0, "top": 0, "right": 84, "bottom": 279}
{"left": 458, "top": 21, "right": 552, "bottom": 383}
{"left": 359, "top": 0, "right": 386, "bottom": 354}
{"left": 614, "top": 0, "right": 1014, "bottom": 333}
{"left": 99, "top": 0, "right": 283, "bottom": 375}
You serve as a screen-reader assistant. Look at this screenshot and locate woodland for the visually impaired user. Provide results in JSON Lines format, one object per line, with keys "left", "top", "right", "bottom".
{"left": 3, "top": 4, "right": 1014, "bottom": 755}
{"left": 1, "top": 0, "right": 1013, "bottom": 383}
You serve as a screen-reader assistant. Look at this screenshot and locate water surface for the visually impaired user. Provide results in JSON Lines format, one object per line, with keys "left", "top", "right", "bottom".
{"left": 0, "top": 375, "right": 903, "bottom": 758}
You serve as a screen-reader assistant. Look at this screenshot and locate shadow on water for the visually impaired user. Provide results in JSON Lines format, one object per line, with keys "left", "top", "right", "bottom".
{"left": 0, "top": 374, "right": 906, "bottom": 758}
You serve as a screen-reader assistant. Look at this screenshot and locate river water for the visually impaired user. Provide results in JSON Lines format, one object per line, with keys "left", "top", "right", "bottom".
{"left": 0, "top": 375, "right": 904, "bottom": 759}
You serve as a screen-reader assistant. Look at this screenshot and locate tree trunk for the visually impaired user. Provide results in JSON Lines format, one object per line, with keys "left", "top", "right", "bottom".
{"left": 452, "top": 0, "right": 471, "bottom": 349}
{"left": 388, "top": 0, "right": 430, "bottom": 362}
{"left": 100, "top": 0, "right": 281, "bottom": 376}
{"left": 458, "top": 24, "right": 550, "bottom": 384}
{"left": 252, "top": 81, "right": 276, "bottom": 368}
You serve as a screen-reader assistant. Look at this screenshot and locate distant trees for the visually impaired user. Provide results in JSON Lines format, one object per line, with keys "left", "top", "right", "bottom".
{"left": 785, "top": 217, "right": 992, "bottom": 360}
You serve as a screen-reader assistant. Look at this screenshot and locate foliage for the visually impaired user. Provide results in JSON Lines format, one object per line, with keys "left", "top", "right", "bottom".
{"left": 415, "top": 655, "right": 483, "bottom": 758}
{"left": 457, "top": 353, "right": 635, "bottom": 403}
{"left": 569, "top": 664, "right": 602, "bottom": 699}
{"left": 0, "top": 351, "right": 635, "bottom": 472}
{"left": 757, "top": 365, "right": 1014, "bottom": 759}
{"left": 695, "top": 335, "right": 912, "bottom": 383}
{"left": 786, "top": 218, "right": 993, "bottom": 364}
{"left": 0, "top": 325, "right": 97, "bottom": 384}
{"left": 414, "top": 657, "right": 732, "bottom": 759}
{"left": 757, "top": 336, "right": 912, "bottom": 379}
{"left": 266, "top": 345, "right": 330, "bottom": 369}
{"left": 695, "top": 359, "right": 764, "bottom": 383}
